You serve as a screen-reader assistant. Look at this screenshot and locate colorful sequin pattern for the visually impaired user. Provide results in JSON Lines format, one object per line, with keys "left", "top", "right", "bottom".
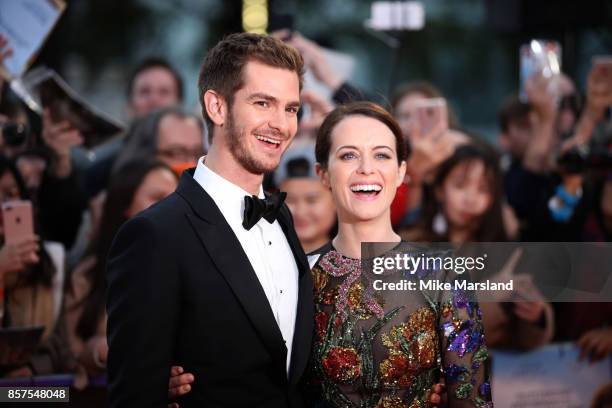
{"left": 307, "top": 245, "right": 493, "bottom": 408}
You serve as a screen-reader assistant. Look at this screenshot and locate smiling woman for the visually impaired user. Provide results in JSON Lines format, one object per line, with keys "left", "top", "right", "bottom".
{"left": 305, "top": 101, "right": 493, "bottom": 407}
{"left": 315, "top": 102, "right": 408, "bottom": 228}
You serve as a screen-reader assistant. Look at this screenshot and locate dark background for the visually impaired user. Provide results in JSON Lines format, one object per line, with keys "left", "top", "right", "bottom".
{"left": 32, "top": 0, "right": 612, "bottom": 139}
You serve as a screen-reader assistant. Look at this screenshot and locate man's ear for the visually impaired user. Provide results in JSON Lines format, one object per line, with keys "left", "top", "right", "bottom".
{"left": 316, "top": 163, "right": 331, "bottom": 190}
{"left": 203, "top": 90, "right": 227, "bottom": 127}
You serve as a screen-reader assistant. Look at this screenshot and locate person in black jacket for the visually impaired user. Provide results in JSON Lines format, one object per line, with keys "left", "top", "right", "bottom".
{"left": 106, "top": 33, "right": 313, "bottom": 407}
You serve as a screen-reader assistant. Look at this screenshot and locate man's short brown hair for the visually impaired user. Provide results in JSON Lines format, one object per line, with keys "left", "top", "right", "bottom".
{"left": 198, "top": 32, "right": 305, "bottom": 138}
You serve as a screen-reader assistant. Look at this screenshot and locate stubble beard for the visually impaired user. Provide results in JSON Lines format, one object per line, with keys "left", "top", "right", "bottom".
{"left": 225, "top": 112, "right": 283, "bottom": 175}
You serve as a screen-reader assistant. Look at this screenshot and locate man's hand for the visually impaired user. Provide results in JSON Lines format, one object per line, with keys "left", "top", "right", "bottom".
{"left": 577, "top": 327, "right": 612, "bottom": 363}
{"left": 167, "top": 365, "right": 194, "bottom": 408}
{"left": 41, "top": 108, "right": 83, "bottom": 178}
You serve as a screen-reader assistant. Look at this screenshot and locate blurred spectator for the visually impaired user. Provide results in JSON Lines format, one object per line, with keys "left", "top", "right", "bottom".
{"left": 28, "top": 159, "right": 178, "bottom": 383}
{"left": 501, "top": 64, "right": 612, "bottom": 241}
{"left": 583, "top": 174, "right": 612, "bottom": 241}
{"left": 0, "top": 98, "right": 32, "bottom": 160}
{"left": 14, "top": 149, "right": 49, "bottom": 193}
{"left": 0, "top": 155, "right": 60, "bottom": 347}
{"left": 37, "top": 106, "right": 203, "bottom": 255}
{"left": 403, "top": 142, "right": 506, "bottom": 243}
{"left": 112, "top": 106, "right": 205, "bottom": 177}
{"left": 36, "top": 108, "right": 88, "bottom": 250}
{"left": 126, "top": 57, "right": 184, "bottom": 120}
{"left": 274, "top": 143, "right": 336, "bottom": 253}
{"left": 391, "top": 81, "right": 458, "bottom": 136}
{"left": 85, "top": 57, "right": 188, "bottom": 198}
{"left": 402, "top": 142, "right": 554, "bottom": 350}
{"left": 389, "top": 82, "right": 468, "bottom": 229}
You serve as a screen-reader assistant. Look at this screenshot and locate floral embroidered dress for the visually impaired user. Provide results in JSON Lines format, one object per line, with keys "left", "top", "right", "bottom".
{"left": 306, "top": 242, "right": 492, "bottom": 408}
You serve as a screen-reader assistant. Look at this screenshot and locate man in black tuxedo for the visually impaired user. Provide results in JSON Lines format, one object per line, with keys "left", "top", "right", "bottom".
{"left": 105, "top": 33, "right": 313, "bottom": 407}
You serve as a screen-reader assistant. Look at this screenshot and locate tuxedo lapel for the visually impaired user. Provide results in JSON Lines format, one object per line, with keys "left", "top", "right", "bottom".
{"left": 176, "top": 171, "right": 288, "bottom": 377}
{"left": 277, "top": 205, "right": 314, "bottom": 386}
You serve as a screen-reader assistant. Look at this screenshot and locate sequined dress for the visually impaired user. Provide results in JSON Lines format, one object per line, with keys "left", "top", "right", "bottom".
{"left": 305, "top": 242, "right": 493, "bottom": 408}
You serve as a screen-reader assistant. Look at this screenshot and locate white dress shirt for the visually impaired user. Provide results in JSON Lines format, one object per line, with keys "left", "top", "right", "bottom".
{"left": 193, "top": 158, "right": 299, "bottom": 374}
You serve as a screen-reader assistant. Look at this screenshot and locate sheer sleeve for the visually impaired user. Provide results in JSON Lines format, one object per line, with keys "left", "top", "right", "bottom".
{"left": 437, "top": 273, "right": 493, "bottom": 407}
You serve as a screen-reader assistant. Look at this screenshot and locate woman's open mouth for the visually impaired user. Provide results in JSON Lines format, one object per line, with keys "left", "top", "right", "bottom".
{"left": 350, "top": 184, "right": 382, "bottom": 201}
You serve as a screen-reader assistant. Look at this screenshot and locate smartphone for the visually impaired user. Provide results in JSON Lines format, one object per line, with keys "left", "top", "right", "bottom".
{"left": 2, "top": 200, "right": 34, "bottom": 245}
{"left": 413, "top": 98, "right": 448, "bottom": 136}
{"left": 519, "top": 39, "right": 562, "bottom": 102}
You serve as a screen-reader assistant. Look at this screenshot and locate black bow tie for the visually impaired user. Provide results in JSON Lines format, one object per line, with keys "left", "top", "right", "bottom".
{"left": 242, "top": 192, "right": 287, "bottom": 231}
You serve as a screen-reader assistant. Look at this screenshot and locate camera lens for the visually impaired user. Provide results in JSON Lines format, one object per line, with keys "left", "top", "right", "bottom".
{"left": 1, "top": 123, "right": 28, "bottom": 147}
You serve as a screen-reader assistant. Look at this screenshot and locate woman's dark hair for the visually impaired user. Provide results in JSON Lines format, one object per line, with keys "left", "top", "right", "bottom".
{"left": 75, "top": 159, "right": 177, "bottom": 340}
{"left": 112, "top": 106, "right": 204, "bottom": 174}
{"left": 418, "top": 142, "right": 507, "bottom": 242}
{"left": 0, "top": 155, "right": 56, "bottom": 287}
{"left": 315, "top": 101, "right": 410, "bottom": 168}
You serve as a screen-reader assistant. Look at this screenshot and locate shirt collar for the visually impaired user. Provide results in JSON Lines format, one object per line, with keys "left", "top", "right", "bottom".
{"left": 193, "top": 156, "right": 265, "bottom": 226}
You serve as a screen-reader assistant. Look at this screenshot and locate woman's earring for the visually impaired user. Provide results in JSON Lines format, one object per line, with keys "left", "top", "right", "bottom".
{"left": 432, "top": 210, "right": 447, "bottom": 235}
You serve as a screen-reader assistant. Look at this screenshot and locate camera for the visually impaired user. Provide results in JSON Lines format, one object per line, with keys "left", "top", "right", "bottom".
{"left": 0, "top": 122, "right": 29, "bottom": 147}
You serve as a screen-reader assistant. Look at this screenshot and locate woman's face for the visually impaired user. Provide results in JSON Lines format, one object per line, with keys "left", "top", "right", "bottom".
{"left": 438, "top": 159, "right": 492, "bottom": 230}
{"left": 126, "top": 167, "right": 178, "bottom": 218}
{"left": 282, "top": 178, "right": 336, "bottom": 246}
{"left": 0, "top": 170, "right": 22, "bottom": 236}
{"left": 318, "top": 115, "right": 406, "bottom": 223}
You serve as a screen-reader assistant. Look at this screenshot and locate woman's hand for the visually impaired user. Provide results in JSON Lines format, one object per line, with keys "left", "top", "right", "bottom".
{"left": 167, "top": 365, "right": 194, "bottom": 408}
{"left": 0, "top": 235, "right": 40, "bottom": 276}
{"left": 577, "top": 327, "right": 612, "bottom": 363}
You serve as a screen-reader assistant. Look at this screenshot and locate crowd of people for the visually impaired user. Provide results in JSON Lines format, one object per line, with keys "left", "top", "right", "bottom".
{"left": 0, "top": 26, "right": 610, "bottom": 405}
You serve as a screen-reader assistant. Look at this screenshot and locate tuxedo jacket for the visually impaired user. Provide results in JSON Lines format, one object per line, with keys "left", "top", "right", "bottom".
{"left": 106, "top": 169, "right": 314, "bottom": 407}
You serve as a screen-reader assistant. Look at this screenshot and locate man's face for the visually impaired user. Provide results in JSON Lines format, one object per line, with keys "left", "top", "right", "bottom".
{"left": 156, "top": 114, "right": 204, "bottom": 167}
{"left": 223, "top": 60, "right": 301, "bottom": 175}
{"left": 129, "top": 67, "right": 180, "bottom": 118}
{"left": 500, "top": 117, "right": 532, "bottom": 159}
